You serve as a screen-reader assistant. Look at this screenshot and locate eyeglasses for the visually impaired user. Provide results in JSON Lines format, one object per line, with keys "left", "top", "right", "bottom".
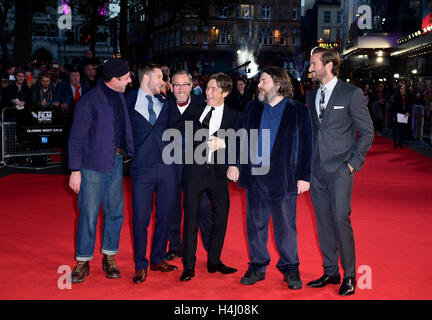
{"left": 172, "top": 83, "right": 191, "bottom": 89}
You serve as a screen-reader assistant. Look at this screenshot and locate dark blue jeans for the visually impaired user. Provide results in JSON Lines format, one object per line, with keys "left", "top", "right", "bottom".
{"left": 246, "top": 185, "right": 299, "bottom": 274}
{"left": 75, "top": 154, "right": 124, "bottom": 261}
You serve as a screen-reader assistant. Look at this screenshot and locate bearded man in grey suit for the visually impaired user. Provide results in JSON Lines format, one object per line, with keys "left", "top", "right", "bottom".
{"left": 306, "top": 47, "right": 374, "bottom": 296}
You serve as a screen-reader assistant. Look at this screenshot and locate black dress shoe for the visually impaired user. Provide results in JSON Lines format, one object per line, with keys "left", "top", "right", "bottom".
{"left": 307, "top": 273, "right": 341, "bottom": 288}
{"left": 240, "top": 270, "right": 266, "bottom": 285}
{"left": 207, "top": 263, "right": 237, "bottom": 274}
{"left": 165, "top": 249, "right": 182, "bottom": 261}
{"left": 180, "top": 268, "right": 195, "bottom": 281}
{"left": 283, "top": 269, "right": 302, "bottom": 290}
{"left": 339, "top": 277, "right": 356, "bottom": 296}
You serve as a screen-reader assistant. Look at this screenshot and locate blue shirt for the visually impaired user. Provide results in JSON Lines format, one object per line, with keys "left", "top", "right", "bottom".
{"left": 134, "top": 88, "right": 163, "bottom": 122}
{"left": 257, "top": 97, "right": 287, "bottom": 166}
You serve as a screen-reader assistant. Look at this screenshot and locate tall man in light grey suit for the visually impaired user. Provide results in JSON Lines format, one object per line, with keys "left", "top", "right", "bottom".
{"left": 306, "top": 47, "right": 374, "bottom": 296}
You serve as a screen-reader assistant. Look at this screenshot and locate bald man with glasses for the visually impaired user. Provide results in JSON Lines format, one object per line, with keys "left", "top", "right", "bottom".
{"left": 165, "top": 70, "right": 213, "bottom": 261}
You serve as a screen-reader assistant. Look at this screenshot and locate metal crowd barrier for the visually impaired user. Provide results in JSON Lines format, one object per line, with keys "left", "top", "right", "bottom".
{"left": 412, "top": 104, "right": 432, "bottom": 143}
{"left": 1, "top": 107, "right": 65, "bottom": 170}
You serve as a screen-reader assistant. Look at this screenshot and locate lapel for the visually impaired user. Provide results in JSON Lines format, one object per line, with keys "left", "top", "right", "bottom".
{"left": 219, "top": 105, "right": 231, "bottom": 130}
{"left": 269, "top": 98, "right": 291, "bottom": 158}
{"left": 249, "top": 101, "right": 264, "bottom": 130}
{"left": 131, "top": 91, "right": 167, "bottom": 127}
{"left": 321, "top": 79, "right": 342, "bottom": 124}
{"left": 308, "top": 88, "right": 320, "bottom": 126}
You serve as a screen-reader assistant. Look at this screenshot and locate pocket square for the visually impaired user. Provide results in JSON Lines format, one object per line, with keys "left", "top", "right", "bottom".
{"left": 334, "top": 106, "right": 344, "bottom": 109}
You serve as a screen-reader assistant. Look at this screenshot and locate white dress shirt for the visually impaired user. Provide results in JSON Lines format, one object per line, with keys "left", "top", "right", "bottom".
{"left": 70, "top": 84, "right": 82, "bottom": 97}
{"left": 315, "top": 76, "right": 338, "bottom": 117}
{"left": 199, "top": 103, "right": 225, "bottom": 162}
{"left": 199, "top": 103, "right": 224, "bottom": 136}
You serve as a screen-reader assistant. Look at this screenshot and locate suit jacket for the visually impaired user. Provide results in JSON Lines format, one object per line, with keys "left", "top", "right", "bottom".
{"left": 171, "top": 101, "right": 240, "bottom": 182}
{"left": 167, "top": 94, "right": 206, "bottom": 182}
{"left": 57, "top": 80, "right": 89, "bottom": 110}
{"left": 306, "top": 78, "right": 374, "bottom": 173}
{"left": 125, "top": 89, "right": 176, "bottom": 181}
{"left": 236, "top": 98, "right": 313, "bottom": 200}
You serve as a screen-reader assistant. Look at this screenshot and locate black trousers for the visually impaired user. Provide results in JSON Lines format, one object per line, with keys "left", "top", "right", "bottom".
{"left": 182, "top": 177, "right": 230, "bottom": 269}
{"left": 393, "top": 123, "right": 408, "bottom": 147}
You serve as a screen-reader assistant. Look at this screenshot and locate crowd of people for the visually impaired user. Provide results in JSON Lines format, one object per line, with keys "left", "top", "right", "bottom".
{"left": 358, "top": 78, "right": 432, "bottom": 149}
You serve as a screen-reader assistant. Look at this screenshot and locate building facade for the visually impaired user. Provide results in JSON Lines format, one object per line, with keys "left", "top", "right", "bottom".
{"left": 339, "top": 0, "right": 430, "bottom": 81}
{"left": 317, "top": 0, "right": 341, "bottom": 48}
{"left": 2, "top": 1, "right": 115, "bottom": 66}
{"left": 129, "top": 0, "right": 302, "bottom": 78}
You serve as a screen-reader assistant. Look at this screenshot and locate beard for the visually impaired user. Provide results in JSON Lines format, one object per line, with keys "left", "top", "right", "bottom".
{"left": 258, "top": 87, "right": 279, "bottom": 104}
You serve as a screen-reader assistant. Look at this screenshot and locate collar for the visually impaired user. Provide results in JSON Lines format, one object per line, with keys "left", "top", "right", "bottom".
{"left": 320, "top": 76, "right": 338, "bottom": 92}
{"left": 177, "top": 96, "right": 190, "bottom": 107}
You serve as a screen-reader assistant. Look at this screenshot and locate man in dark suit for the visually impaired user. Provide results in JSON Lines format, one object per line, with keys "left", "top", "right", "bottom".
{"left": 227, "top": 66, "right": 313, "bottom": 290}
{"left": 126, "top": 63, "right": 178, "bottom": 284}
{"left": 165, "top": 70, "right": 213, "bottom": 261}
{"left": 57, "top": 70, "right": 89, "bottom": 115}
{"left": 306, "top": 47, "right": 374, "bottom": 296}
{"left": 173, "top": 72, "right": 240, "bottom": 281}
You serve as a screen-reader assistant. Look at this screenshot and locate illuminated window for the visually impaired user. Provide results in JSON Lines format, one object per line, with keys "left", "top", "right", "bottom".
{"left": 238, "top": 4, "right": 254, "bottom": 19}
{"left": 323, "top": 29, "right": 331, "bottom": 41}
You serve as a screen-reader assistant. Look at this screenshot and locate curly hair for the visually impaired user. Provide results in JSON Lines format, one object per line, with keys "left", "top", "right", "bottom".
{"left": 261, "top": 66, "right": 294, "bottom": 98}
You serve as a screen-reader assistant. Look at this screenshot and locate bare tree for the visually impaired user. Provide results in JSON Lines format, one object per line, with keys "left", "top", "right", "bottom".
{"left": 13, "top": 0, "right": 32, "bottom": 64}
{"left": 0, "top": 0, "right": 13, "bottom": 62}
{"left": 63, "top": 0, "right": 110, "bottom": 54}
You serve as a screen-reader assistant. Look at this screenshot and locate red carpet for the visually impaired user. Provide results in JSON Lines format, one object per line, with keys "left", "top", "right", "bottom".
{"left": 1, "top": 136, "right": 432, "bottom": 300}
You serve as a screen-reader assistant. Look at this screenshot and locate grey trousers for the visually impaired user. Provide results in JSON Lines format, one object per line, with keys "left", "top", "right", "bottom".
{"left": 310, "top": 161, "right": 356, "bottom": 278}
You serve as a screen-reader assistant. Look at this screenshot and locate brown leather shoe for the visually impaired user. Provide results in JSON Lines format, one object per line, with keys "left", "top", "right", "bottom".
{"left": 150, "top": 261, "right": 178, "bottom": 272}
{"left": 133, "top": 269, "right": 147, "bottom": 284}
{"left": 102, "top": 254, "right": 121, "bottom": 279}
{"left": 71, "top": 261, "right": 90, "bottom": 283}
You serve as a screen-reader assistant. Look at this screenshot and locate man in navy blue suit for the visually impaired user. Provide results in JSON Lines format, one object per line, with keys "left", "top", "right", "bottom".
{"left": 126, "top": 63, "right": 178, "bottom": 284}
{"left": 227, "top": 66, "right": 313, "bottom": 289}
{"left": 165, "top": 70, "right": 213, "bottom": 261}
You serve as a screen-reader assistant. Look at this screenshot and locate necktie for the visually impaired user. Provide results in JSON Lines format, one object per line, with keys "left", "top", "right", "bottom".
{"left": 202, "top": 107, "right": 214, "bottom": 129}
{"left": 74, "top": 85, "right": 81, "bottom": 105}
{"left": 318, "top": 86, "right": 326, "bottom": 122}
{"left": 146, "top": 95, "right": 156, "bottom": 125}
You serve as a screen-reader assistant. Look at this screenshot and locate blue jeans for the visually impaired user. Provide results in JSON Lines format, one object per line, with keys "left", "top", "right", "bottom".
{"left": 75, "top": 154, "right": 124, "bottom": 261}
{"left": 246, "top": 182, "right": 299, "bottom": 274}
